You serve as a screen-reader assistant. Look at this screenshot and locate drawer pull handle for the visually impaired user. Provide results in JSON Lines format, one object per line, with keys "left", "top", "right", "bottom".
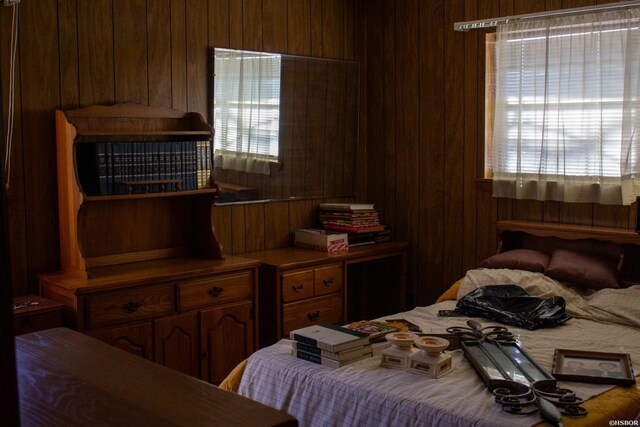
{"left": 207, "top": 286, "right": 224, "bottom": 298}
{"left": 122, "top": 301, "right": 141, "bottom": 314}
{"left": 292, "top": 283, "right": 304, "bottom": 292}
{"left": 322, "top": 278, "right": 334, "bottom": 287}
{"left": 307, "top": 311, "right": 320, "bottom": 321}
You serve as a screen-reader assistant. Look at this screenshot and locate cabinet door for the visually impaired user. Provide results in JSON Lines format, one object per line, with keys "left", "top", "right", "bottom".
{"left": 200, "top": 301, "right": 254, "bottom": 384}
{"left": 89, "top": 322, "right": 153, "bottom": 360}
{"left": 154, "top": 313, "right": 199, "bottom": 377}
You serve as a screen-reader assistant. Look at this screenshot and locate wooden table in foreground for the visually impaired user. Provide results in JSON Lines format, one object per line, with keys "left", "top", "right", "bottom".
{"left": 15, "top": 328, "right": 297, "bottom": 426}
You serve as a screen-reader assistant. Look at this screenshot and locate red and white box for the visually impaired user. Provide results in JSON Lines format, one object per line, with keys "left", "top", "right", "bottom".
{"left": 295, "top": 229, "right": 349, "bottom": 253}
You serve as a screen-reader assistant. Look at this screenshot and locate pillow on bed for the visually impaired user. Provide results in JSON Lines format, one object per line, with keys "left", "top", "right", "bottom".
{"left": 545, "top": 249, "right": 619, "bottom": 290}
{"left": 480, "top": 249, "right": 550, "bottom": 273}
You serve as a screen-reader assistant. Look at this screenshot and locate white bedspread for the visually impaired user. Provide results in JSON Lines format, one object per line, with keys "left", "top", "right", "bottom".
{"left": 239, "top": 270, "right": 640, "bottom": 427}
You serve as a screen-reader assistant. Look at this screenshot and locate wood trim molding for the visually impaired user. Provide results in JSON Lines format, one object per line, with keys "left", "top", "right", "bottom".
{"left": 496, "top": 220, "right": 640, "bottom": 245}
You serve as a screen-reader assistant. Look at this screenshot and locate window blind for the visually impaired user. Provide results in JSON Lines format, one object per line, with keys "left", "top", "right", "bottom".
{"left": 489, "top": 9, "right": 640, "bottom": 205}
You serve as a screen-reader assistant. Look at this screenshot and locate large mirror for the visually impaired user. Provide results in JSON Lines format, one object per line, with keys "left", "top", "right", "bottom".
{"left": 209, "top": 48, "right": 359, "bottom": 204}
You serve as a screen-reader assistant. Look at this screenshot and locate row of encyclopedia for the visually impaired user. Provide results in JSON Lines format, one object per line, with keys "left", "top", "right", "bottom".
{"left": 77, "top": 140, "right": 212, "bottom": 195}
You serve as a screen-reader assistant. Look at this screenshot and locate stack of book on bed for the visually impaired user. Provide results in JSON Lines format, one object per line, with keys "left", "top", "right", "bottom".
{"left": 290, "top": 323, "right": 373, "bottom": 368}
{"left": 318, "top": 203, "right": 387, "bottom": 247}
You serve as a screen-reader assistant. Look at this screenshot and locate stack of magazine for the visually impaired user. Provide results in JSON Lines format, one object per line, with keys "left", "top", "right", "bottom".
{"left": 318, "top": 203, "right": 390, "bottom": 247}
{"left": 289, "top": 323, "right": 373, "bottom": 368}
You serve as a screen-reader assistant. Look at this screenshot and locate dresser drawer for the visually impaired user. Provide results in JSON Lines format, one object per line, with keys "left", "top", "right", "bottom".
{"left": 178, "top": 272, "right": 253, "bottom": 312}
{"left": 281, "top": 269, "right": 314, "bottom": 303}
{"left": 313, "top": 263, "right": 342, "bottom": 297}
{"left": 282, "top": 294, "right": 343, "bottom": 337}
{"left": 86, "top": 284, "right": 174, "bottom": 328}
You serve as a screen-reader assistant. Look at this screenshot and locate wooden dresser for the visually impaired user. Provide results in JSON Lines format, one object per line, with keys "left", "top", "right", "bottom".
{"left": 39, "top": 257, "right": 260, "bottom": 384}
{"left": 247, "top": 241, "right": 409, "bottom": 347}
{"left": 41, "top": 104, "right": 259, "bottom": 384}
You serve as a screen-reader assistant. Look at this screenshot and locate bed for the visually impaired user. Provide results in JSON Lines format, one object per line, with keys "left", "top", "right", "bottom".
{"left": 224, "top": 232, "right": 640, "bottom": 426}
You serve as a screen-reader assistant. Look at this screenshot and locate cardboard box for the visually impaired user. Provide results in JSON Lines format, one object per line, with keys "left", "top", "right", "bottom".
{"left": 295, "top": 229, "right": 349, "bottom": 253}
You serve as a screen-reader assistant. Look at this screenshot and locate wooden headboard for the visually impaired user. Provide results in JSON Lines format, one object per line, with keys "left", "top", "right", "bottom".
{"left": 496, "top": 220, "right": 640, "bottom": 286}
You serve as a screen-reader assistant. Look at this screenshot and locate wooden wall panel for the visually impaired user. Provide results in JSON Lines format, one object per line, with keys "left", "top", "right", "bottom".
{"left": 171, "top": 0, "right": 188, "bottom": 111}
{"left": 462, "top": 0, "right": 478, "bottom": 275}
{"left": 310, "top": 0, "right": 323, "bottom": 57}
{"left": 262, "top": 0, "right": 288, "bottom": 53}
{"left": 186, "top": 0, "right": 208, "bottom": 116}
{"left": 229, "top": 0, "right": 243, "bottom": 49}
{"left": 243, "top": 0, "right": 263, "bottom": 51}
{"left": 147, "top": 0, "right": 172, "bottom": 108}
{"left": 364, "top": 0, "right": 385, "bottom": 221}
{"left": 287, "top": 0, "right": 311, "bottom": 56}
{"left": 0, "top": 0, "right": 362, "bottom": 296}
{"left": 4, "top": 0, "right": 635, "bottom": 307}
{"left": 363, "top": 0, "right": 638, "bottom": 307}
{"left": 114, "top": 0, "right": 148, "bottom": 104}
{"left": 264, "top": 202, "right": 290, "bottom": 250}
{"left": 1, "top": 3, "right": 27, "bottom": 296}
{"left": 19, "top": 0, "right": 61, "bottom": 296}
{"left": 209, "top": 0, "right": 230, "bottom": 48}
{"left": 381, "top": 0, "right": 396, "bottom": 239}
{"left": 77, "top": 0, "right": 115, "bottom": 106}
{"left": 442, "top": 0, "right": 465, "bottom": 292}
{"left": 419, "top": 0, "right": 445, "bottom": 305}
{"left": 245, "top": 204, "right": 266, "bottom": 252}
{"left": 58, "top": 0, "right": 80, "bottom": 109}
{"left": 395, "top": 0, "right": 421, "bottom": 303}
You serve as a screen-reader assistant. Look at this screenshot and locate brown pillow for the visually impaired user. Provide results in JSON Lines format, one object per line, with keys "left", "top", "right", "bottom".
{"left": 545, "top": 249, "right": 619, "bottom": 290}
{"left": 480, "top": 249, "right": 550, "bottom": 273}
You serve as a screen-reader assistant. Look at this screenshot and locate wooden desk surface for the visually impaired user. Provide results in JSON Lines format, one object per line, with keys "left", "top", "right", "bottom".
{"left": 16, "top": 328, "right": 297, "bottom": 426}
{"left": 245, "top": 240, "right": 410, "bottom": 270}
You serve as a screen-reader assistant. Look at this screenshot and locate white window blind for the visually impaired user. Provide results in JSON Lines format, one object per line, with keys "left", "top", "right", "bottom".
{"left": 490, "top": 9, "right": 640, "bottom": 205}
{"left": 214, "top": 48, "right": 282, "bottom": 175}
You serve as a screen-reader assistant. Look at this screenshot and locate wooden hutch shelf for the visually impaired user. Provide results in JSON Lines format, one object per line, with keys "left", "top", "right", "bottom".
{"left": 55, "top": 103, "right": 223, "bottom": 278}
{"left": 42, "top": 104, "right": 257, "bottom": 384}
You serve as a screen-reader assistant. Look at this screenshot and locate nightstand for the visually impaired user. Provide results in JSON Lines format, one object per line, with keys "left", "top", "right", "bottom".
{"left": 12, "top": 295, "right": 65, "bottom": 335}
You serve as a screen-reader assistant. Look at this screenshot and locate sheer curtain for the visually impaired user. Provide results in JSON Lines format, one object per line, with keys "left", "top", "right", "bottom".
{"left": 213, "top": 48, "right": 281, "bottom": 175}
{"left": 491, "top": 9, "right": 640, "bottom": 205}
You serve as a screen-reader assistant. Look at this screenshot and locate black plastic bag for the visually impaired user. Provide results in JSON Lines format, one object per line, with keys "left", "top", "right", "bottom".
{"left": 454, "top": 285, "right": 571, "bottom": 330}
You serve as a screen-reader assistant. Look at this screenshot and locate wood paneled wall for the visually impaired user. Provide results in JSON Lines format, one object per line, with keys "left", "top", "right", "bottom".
{"left": 363, "top": 0, "right": 636, "bottom": 307}
{"left": 0, "top": 0, "right": 363, "bottom": 296}
{"left": 2, "top": 0, "right": 636, "bottom": 307}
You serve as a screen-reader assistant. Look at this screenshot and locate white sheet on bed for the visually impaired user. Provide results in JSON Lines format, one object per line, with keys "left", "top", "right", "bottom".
{"left": 239, "top": 270, "right": 640, "bottom": 427}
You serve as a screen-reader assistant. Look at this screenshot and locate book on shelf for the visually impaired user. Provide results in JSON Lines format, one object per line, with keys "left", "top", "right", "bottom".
{"left": 291, "top": 341, "right": 372, "bottom": 361}
{"left": 343, "top": 320, "right": 401, "bottom": 342}
{"left": 290, "top": 323, "right": 369, "bottom": 352}
{"left": 74, "top": 139, "right": 211, "bottom": 196}
{"left": 319, "top": 203, "right": 375, "bottom": 211}
{"left": 292, "top": 348, "right": 373, "bottom": 368}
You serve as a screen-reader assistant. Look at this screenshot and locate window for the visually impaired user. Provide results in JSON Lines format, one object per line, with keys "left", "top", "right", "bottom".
{"left": 486, "top": 9, "right": 640, "bottom": 205}
{"left": 213, "top": 48, "right": 282, "bottom": 175}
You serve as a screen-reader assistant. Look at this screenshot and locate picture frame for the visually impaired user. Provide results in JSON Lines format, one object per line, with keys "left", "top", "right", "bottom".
{"left": 552, "top": 349, "right": 636, "bottom": 386}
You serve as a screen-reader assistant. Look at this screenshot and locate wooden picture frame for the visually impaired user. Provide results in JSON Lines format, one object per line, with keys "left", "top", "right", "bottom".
{"left": 552, "top": 349, "right": 636, "bottom": 386}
